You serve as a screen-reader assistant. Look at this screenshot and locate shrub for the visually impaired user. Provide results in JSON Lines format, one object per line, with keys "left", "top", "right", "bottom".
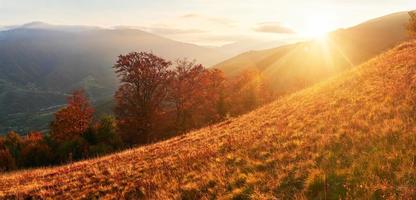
{"left": 55, "top": 136, "right": 89, "bottom": 163}
{"left": 3, "top": 131, "right": 23, "bottom": 159}
{"left": 0, "top": 149, "right": 16, "bottom": 171}
{"left": 88, "top": 143, "right": 113, "bottom": 157}
{"left": 95, "top": 116, "right": 122, "bottom": 149}
{"left": 82, "top": 116, "right": 123, "bottom": 156}
{"left": 20, "top": 140, "right": 53, "bottom": 168}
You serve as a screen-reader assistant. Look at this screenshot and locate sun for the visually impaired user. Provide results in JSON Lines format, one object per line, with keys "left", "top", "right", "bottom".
{"left": 299, "top": 15, "right": 336, "bottom": 39}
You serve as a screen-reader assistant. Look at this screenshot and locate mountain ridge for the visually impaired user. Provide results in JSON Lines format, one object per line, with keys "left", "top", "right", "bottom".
{"left": 215, "top": 11, "right": 409, "bottom": 90}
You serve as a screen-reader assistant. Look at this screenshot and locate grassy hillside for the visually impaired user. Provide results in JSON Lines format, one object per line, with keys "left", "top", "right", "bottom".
{"left": 1, "top": 41, "right": 416, "bottom": 199}
{"left": 215, "top": 12, "right": 409, "bottom": 95}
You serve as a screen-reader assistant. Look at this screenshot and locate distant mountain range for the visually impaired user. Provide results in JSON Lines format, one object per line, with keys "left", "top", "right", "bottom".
{"left": 215, "top": 11, "right": 409, "bottom": 93}
{"left": 214, "top": 39, "right": 292, "bottom": 58}
{"left": 0, "top": 22, "right": 229, "bottom": 133}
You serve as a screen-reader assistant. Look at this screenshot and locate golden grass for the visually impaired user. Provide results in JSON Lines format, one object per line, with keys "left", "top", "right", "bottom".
{"left": 1, "top": 41, "right": 416, "bottom": 199}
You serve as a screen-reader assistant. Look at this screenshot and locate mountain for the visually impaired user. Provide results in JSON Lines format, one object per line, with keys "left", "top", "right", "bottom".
{"left": 1, "top": 40, "right": 415, "bottom": 199}
{"left": 215, "top": 11, "right": 409, "bottom": 94}
{"left": 214, "top": 39, "right": 291, "bottom": 58}
{"left": 0, "top": 22, "right": 227, "bottom": 133}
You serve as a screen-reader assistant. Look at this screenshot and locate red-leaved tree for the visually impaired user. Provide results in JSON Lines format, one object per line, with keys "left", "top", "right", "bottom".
{"left": 201, "top": 68, "right": 227, "bottom": 122}
{"left": 50, "top": 90, "right": 94, "bottom": 142}
{"left": 114, "top": 52, "right": 173, "bottom": 145}
{"left": 169, "top": 60, "right": 207, "bottom": 132}
{"left": 168, "top": 60, "right": 226, "bottom": 133}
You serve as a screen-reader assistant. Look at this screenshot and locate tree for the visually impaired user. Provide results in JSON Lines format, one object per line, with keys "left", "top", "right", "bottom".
{"left": 0, "top": 136, "right": 16, "bottom": 171}
{"left": 83, "top": 116, "right": 123, "bottom": 156}
{"left": 94, "top": 116, "right": 122, "bottom": 149}
{"left": 55, "top": 136, "right": 88, "bottom": 163}
{"left": 3, "top": 131, "right": 23, "bottom": 160}
{"left": 50, "top": 90, "right": 94, "bottom": 143}
{"left": 408, "top": 11, "right": 416, "bottom": 38}
{"left": 0, "top": 149, "right": 16, "bottom": 172}
{"left": 198, "top": 68, "right": 227, "bottom": 123}
{"left": 114, "top": 52, "right": 173, "bottom": 145}
{"left": 20, "top": 132, "right": 53, "bottom": 168}
{"left": 169, "top": 59, "right": 207, "bottom": 132}
{"left": 0, "top": 136, "right": 4, "bottom": 149}
{"left": 168, "top": 60, "right": 227, "bottom": 133}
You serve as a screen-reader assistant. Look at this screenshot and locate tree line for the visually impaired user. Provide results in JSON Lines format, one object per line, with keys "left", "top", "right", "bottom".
{"left": 0, "top": 52, "right": 273, "bottom": 172}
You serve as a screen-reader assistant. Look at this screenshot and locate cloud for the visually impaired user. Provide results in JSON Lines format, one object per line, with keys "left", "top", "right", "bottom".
{"left": 180, "top": 14, "right": 199, "bottom": 19}
{"left": 114, "top": 25, "right": 207, "bottom": 35}
{"left": 253, "top": 22, "right": 295, "bottom": 34}
{"left": 145, "top": 27, "right": 207, "bottom": 35}
{"left": 179, "top": 13, "right": 235, "bottom": 27}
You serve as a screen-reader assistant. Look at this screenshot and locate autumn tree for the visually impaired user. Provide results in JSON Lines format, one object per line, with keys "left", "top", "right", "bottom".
{"left": 50, "top": 90, "right": 94, "bottom": 143}
{"left": 0, "top": 136, "right": 4, "bottom": 149}
{"left": 167, "top": 60, "right": 227, "bottom": 133}
{"left": 0, "top": 149, "right": 16, "bottom": 171}
{"left": 3, "top": 131, "right": 23, "bottom": 160}
{"left": 20, "top": 132, "right": 53, "bottom": 167}
{"left": 114, "top": 52, "right": 173, "bottom": 145}
{"left": 198, "top": 68, "right": 227, "bottom": 123}
{"left": 408, "top": 11, "right": 416, "bottom": 38}
{"left": 0, "top": 136, "right": 16, "bottom": 171}
{"left": 169, "top": 60, "right": 207, "bottom": 132}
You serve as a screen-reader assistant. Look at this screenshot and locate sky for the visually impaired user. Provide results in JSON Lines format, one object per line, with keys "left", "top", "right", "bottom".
{"left": 1, "top": 0, "right": 416, "bottom": 46}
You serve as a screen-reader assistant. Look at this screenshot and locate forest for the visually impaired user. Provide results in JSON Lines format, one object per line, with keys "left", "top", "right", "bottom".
{"left": 0, "top": 52, "right": 274, "bottom": 171}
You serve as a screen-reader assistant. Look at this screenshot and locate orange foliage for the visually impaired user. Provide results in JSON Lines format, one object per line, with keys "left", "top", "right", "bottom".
{"left": 200, "top": 69, "right": 227, "bottom": 122}
{"left": 114, "top": 52, "right": 173, "bottom": 145}
{"left": 0, "top": 149, "right": 15, "bottom": 172}
{"left": 25, "top": 132, "right": 43, "bottom": 143}
{"left": 0, "top": 134, "right": 17, "bottom": 171}
{"left": 113, "top": 53, "right": 272, "bottom": 144}
{"left": 169, "top": 60, "right": 226, "bottom": 132}
{"left": 50, "top": 90, "right": 94, "bottom": 142}
{"left": 20, "top": 132, "right": 53, "bottom": 168}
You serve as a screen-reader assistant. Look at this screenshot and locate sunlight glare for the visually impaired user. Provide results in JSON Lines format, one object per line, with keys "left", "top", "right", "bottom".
{"left": 300, "top": 14, "right": 336, "bottom": 39}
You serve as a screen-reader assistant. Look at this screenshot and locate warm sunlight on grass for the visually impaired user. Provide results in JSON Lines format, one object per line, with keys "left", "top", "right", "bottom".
{"left": 1, "top": 41, "right": 416, "bottom": 199}
{"left": 0, "top": 1, "right": 414, "bottom": 198}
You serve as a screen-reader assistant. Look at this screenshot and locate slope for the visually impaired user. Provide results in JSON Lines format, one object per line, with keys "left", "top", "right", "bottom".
{"left": 0, "top": 23, "right": 227, "bottom": 133}
{"left": 215, "top": 11, "right": 409, "bottom": 94}
{"left": 1, "top": 41, "right": 416, "bottom": 199}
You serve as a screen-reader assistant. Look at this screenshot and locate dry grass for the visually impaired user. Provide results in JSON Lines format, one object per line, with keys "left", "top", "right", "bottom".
{"left": 1, "top": 41, "right": 416, "bottom": 199}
